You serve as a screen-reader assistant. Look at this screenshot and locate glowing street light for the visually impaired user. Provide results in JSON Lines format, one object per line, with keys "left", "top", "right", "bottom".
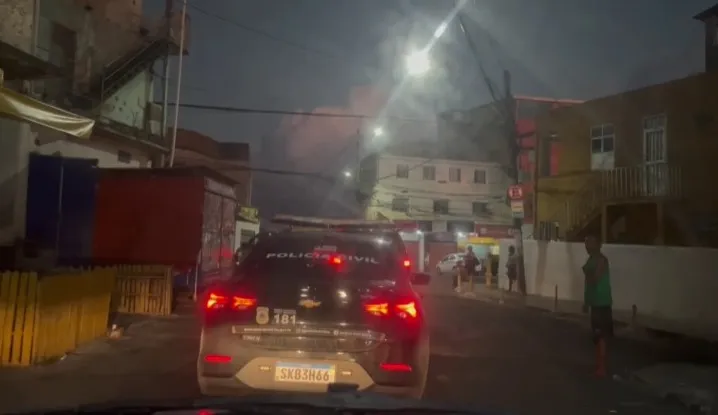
{"left": 373, "top": 126, "right": 384, "bottom": 137}
{"left": 405, "top": 49, "right": 430, "bottom": 77}
{"left": 433, "top": 22, "right": 447, "bottom": 39}
{"left": 343, "top": 170, "right": 352, "bottom": 178}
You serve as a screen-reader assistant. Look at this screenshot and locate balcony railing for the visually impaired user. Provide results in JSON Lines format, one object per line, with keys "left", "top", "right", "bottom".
{"left": 600, "top": 164, "right": 682, "bottom": 200}
{"left": 548, "top": 163, "right": 682, "bottom": 238}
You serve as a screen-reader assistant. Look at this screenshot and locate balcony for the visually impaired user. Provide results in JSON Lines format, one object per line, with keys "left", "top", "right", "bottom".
{"left": 546, "top": 163, "right": 682, "bottom": 240}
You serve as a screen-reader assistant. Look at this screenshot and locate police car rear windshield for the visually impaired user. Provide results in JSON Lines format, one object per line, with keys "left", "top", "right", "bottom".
{"left": 235, "top": 232, "right": 402, "bottom": 281}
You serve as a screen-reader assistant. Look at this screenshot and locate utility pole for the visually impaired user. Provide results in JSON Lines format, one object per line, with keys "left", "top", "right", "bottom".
{"left": 456, "top": 13, "right": 526, "bottom": 294}
{"left": 168, "top": 0, "right": 188, "bottom": 167}
{"left": 503, "top": 70, "right": 526, "bottom": 295}
{"left": 160, "top": 0, "right": 172, "bottom": 167}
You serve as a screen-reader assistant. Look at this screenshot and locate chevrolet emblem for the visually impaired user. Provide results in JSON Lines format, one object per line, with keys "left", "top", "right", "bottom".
{"left": 298, "top": 299, "right": 322, "bottom": 309}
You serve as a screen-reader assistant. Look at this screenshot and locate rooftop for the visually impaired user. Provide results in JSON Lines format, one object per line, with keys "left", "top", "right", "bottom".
{"left": 175, "top": 129, "right": 249, "bottom": 162}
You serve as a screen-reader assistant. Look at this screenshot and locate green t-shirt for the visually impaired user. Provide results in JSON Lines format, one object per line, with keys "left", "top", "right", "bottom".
{"left": 582, "top": 254, "right": 612, "bottom": 307}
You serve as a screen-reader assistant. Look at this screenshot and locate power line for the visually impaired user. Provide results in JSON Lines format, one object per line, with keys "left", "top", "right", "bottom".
{"left": 204, "top": 162, "right": 338, "bottom": 182}
{"left": 162, "top": 102, "right": 433, "bottom": 123}
{"left": 180, "top": 0, "right": 372, "bottom": 72}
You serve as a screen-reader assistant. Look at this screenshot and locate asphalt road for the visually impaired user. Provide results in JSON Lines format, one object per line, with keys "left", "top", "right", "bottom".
{"left": 0, "top": 292, "right": 694, "bottom": 415}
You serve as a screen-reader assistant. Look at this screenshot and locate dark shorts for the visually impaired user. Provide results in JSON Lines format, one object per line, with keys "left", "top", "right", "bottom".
{"left": 590, "top": 306, "right": 614, "bottom": 342}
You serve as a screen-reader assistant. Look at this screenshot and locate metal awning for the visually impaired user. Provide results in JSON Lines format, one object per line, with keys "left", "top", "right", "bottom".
{"left": 0, "top": 42, "right": 62, "bottom": 80}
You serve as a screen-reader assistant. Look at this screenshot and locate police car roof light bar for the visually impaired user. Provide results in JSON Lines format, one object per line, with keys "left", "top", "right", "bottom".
{"left": 272, "top": 214, "right": 398, "bottom": 231}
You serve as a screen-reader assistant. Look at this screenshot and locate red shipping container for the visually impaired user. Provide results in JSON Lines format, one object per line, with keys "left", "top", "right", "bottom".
{"left": 93, "top": 168, "right": 237, "bottom": 271}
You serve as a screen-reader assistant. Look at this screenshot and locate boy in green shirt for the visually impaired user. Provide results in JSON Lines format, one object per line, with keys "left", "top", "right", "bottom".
{"left": 582, "top": 235, "right": 613, "bottom": 377}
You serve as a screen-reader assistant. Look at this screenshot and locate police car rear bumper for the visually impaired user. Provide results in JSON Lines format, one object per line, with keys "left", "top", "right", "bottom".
{"left": 198, "top": 329, "right": 426, "bottom": 394}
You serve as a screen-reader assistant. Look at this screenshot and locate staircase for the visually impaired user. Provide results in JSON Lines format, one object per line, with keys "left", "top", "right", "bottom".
{"left": 90, "top": 38, "right": 169, "bottom": 101}
{"left": 546, "top": 163, "right": 683, "bottom": 241}
{"left": 547, "top": 174, "right": 602, "bottom": 240}
{"left": 80, "top": 12, "right": 190, "bottom": 109}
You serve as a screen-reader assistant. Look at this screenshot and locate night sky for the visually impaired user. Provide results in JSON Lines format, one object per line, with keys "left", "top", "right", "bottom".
{"left": 145, "top": 0, "right": 714, "bottom": 219}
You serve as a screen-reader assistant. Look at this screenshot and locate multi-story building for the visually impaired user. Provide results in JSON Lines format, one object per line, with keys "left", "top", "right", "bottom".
{"left": 358, "top": 142, "right": 512, "bottom": 234}
{"left": 0, "top": 0, "right": 188, "bottom": 257}
{"left": 174, "top": 129, "right": 259, "bottom": 247}
{"left": 437, "top": 96, "right": 581, "bottom": 236}
{"left": 533, "top": 4, "right": 718, "bottom": 246}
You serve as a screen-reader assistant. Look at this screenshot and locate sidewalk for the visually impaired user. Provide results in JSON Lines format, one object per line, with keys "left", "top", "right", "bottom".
{"left": 632, "top": 364, "right": 718, "bottom": 414}
{"left": 456, "top": 282, "right": 718, "bottom": 413}
{"left": 0, "top": 313, "right": 200, "bottom": 413}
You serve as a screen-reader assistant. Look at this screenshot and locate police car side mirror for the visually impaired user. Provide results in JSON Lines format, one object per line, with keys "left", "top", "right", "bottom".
{"left": 411, "top": 272, "right": 431, "bottom": 285}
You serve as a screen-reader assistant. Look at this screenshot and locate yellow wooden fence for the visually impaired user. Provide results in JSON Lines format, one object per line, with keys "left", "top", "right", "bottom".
{"left": 0, "top": 265, "right": 173, "bottom": 366}
{"left": 114, "top": 265, "right": 173, "bottom": 316}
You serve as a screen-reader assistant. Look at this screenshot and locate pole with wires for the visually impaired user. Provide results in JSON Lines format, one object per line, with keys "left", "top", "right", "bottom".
{"left": 168, "top": 0, "right": 188, "bottom": 167}
{"left": 160, "top": 0, "right": 173, "bottom": 167}
{"left": 502, "top": 70, "right": 526, "bottom": 295}
{"left": 457, "top": 13, "right": 526, "bottom": 295}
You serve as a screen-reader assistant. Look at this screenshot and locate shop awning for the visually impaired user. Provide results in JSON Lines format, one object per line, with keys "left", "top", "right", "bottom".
{"left": 0, "top": 86, "right": 95, "bottom": 139}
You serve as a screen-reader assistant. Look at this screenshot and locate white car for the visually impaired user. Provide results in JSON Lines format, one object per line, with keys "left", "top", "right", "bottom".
{"left": 435, "top": 253, "right": 464, "bottom": 274}
{"left": 435, "top": 253, "right": 482, "bottom": 275}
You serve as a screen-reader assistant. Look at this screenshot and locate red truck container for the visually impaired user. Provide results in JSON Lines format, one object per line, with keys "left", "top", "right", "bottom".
{"left": 93, "top": 167, "right": 237, "bottom": 285}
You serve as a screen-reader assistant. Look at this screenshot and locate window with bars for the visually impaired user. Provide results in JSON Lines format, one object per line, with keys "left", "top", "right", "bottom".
{"left": 449, "top": 167, "right": 461, "bottom": 182}
{"left": 396, "top": 164, "right": 409, "bottom": 178}
{"left": 391, "top": 197, "right": 409, "bottom": 212}
{"left": 433, "top": 199, "right": 449, "bottom": 214}
{"left": 472, "top": 202, "right": 489, "bottom": 216}
{"left": 422, "top": 166, "right": 435, "bottom": 180}
{"left": 643, "top": 114, "right": 666, "bottom": 163}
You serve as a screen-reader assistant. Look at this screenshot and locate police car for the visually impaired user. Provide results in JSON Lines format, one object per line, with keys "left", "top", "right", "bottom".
{"left": 196, "top": 217, "right": 431, "bottom": 398}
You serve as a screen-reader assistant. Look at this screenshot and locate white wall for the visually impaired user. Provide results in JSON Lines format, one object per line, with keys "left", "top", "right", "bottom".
{"left": 368, "top": 154, "right": 512, "bottom": 223}
{"left": 100, "top": 70, "right": 155, "bottom": 133}
{"left": 496, "top": 239, "right": 718, "bottom": 341}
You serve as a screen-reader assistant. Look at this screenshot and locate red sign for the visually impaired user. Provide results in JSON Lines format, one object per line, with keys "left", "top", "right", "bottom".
{"left": 392, "top": 220, "right": 418, "bottom": 232}
{"left": 508, "top": 185, "right": 523, "bottom": 200}
{"left": 475, "top": 224, "right": 517, "bottom": 239}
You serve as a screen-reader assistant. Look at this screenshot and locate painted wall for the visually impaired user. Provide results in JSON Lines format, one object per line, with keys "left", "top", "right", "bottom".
{"left": 496, "top": 239, "right": 718, "bottom": 341}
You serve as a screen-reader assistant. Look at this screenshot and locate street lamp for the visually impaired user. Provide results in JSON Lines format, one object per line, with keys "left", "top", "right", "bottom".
{"left": 343, "top": 170, "right": 352, "bottom": 178}
{"left": 433, "top": 22, "right": 448, "bottom": 39}
{"left": 405, "top": 49, "right": 430, "bottom": 77}
{"left": 373, "top": 126, "right": 384, "bottom": 137}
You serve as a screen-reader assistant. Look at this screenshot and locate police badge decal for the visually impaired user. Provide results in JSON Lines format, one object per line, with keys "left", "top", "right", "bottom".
{"left": 256, "top": 306, "right": 269, "bottom": 325}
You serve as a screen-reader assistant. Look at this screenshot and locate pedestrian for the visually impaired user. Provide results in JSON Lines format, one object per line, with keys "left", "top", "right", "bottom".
{"left": 463, "top": 245, "right": 478, "bottom": 284}
{"left": 582, "top": 234, "right": 613, "bottom": 377}
{"left": 506, "top": 245, "right": 518, "bottom": 292}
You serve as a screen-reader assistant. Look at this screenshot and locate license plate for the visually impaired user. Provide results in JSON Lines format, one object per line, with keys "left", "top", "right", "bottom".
{"left": 274, "top": 362, "right": 336, "bottom": 384}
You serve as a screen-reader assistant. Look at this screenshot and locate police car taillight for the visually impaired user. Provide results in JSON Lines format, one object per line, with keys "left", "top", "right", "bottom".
{"left": 205, "top": 292, "right": 257, "bottom": 311}
{"left": 363, "top": 296, "right": 419, "bottom": 320}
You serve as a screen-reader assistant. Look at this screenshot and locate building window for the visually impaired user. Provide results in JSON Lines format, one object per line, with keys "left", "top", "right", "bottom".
{"left": 391, "top": 197, "right": 409, "bottom": 212}
{"left": 472, "top": 202, "right": 489, "bottom": 216}
{"left": 473, "top": 169, "right": 486, "bottom": 184}
{"left": 433, "top": 199, "right": 449, "bottom": 214}
{"left": 396, "top": 164, "right": 409, "bottom": 178}
{"left": 590, "top": 124, "right": 615, "bottom": 170}
{"left": 449, "top": 167, "right": 461, "bottom": 182}
{"left": 117, "top": 150, "right": 132, "bottom": 163}
{"left": 643, "top": 114, "right": 666, "bottom": 163}
{"left": 422, "top": 166, "right": 435, "bottom": 180}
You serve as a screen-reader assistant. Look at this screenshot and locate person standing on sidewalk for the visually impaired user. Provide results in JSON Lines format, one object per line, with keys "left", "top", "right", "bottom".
{"left": 506, "top": 245, "right": 518, "bottom": 292}
{"left": 582, "top": 235, "right": 613, "bottom": 377}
